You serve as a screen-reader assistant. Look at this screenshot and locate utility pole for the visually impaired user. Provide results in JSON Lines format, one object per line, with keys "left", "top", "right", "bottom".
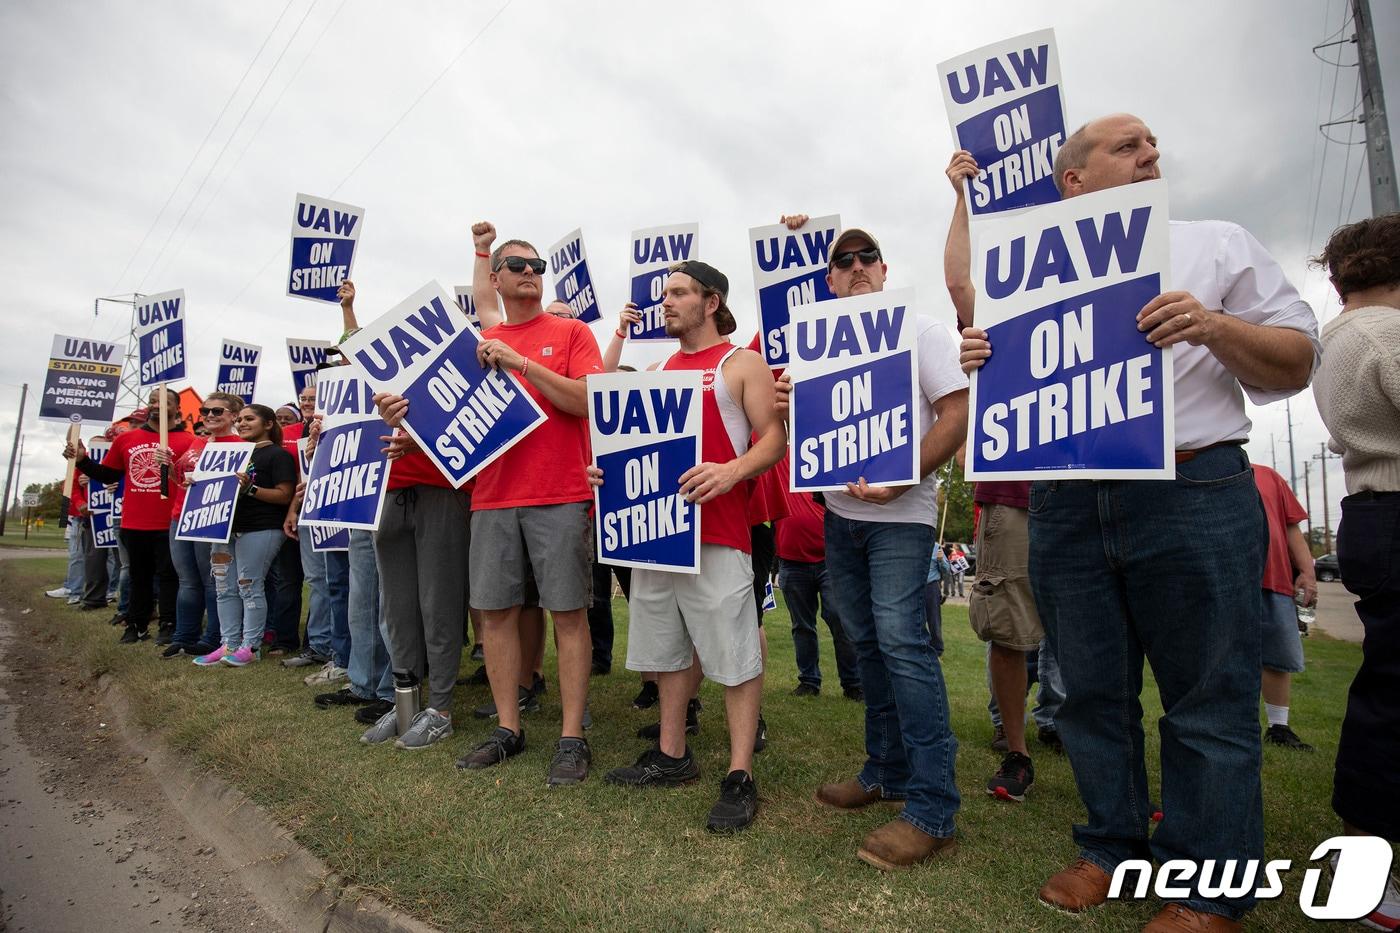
{"left": 0, "top": 382, "right": 28, "bottom": 537}
{"left": 1352, "top": 0, "right": 1398, "bottom": 215}
{"left": 1270, "top": 432, "right": 1278, "bottom": 473}
{"left": 1314, "top": 443, "right": 1340, "bottom": 555}
{"left": 1285, "top": 399, "right": 1298, "bottom": 494}
{"left": 1302, "top": 460, "right": 1313, "bottom": 540}
{"left": 96, "top": 294, "right": 144, "bottom": 412}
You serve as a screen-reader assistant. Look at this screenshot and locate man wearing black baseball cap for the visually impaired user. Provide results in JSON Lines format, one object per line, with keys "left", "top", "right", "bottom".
{"left": 600, "top": 258, "right": 786, "bottom": 834}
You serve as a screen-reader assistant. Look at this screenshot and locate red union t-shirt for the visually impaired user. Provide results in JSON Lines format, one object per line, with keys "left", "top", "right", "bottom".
{"left": 100, "top": 425, "right": 194, "bottom": 531}
{"left": 776, "top": 486, "right": 827, "bottom": 564}
{"left": 471, "top": 313, "right": 603, "bottom": 510}
{"left": 1252, "top": 464, "right": 1309, "bottom": 596}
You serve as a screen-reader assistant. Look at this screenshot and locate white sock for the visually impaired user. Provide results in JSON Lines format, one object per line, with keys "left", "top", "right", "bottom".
{"left": 1265, "top": 703, "right": 1289, "bottom": 727}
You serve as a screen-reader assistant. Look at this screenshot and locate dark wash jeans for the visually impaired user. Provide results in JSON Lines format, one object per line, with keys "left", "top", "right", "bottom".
{"left": 778, "top": 557, "right": 860, "bottom": 690}
{"left": 1028, "top": 445, "right": 1265, "bottom": 921}
{"left": 823, "top": 512, "right": 959, "bottom": 838}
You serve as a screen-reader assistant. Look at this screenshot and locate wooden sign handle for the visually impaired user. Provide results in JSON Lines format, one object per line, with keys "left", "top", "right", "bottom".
{"left": 62, "top": 422, "right": 81, "bottom": 498}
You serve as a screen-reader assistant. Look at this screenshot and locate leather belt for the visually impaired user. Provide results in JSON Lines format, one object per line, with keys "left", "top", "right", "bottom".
{"left": 1175, "top": 439, "right": 1246, "bottom": 465}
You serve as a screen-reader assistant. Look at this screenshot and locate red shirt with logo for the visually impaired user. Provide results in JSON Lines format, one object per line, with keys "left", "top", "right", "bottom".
{"left": 84, "top": 425, "right": 194, "bottom": 531}
{"left": 471, "top": 313, "right": 603, "bottom": 510}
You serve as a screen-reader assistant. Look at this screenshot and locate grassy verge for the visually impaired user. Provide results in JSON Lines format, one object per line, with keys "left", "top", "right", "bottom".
{"left": 2, "top": 556, "right": 1359, "bottom": 931}
{"left": 0, "top": 525, "right": 67, "bottom": 550}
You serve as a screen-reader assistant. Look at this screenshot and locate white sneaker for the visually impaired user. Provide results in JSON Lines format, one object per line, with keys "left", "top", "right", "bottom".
{"left": 1362, "top": 871, "right": 1400, "bottom": 931}
{"left": 45, "top": 587, "right": 70, "bottom": 598}
{"left": 66, "top": 595, "right": 81, "bottom": 605}
{"left": 304, "top": 661, "right": 349, "bottom": 686}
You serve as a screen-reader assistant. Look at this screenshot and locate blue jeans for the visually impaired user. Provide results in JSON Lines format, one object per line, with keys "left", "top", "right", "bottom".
{"left": 986, "top": 638, "right": 1065, "bottom": 730}
{"left": 1028, "top": 445, "right": 1265, "bottom": 921}
{"left": 64, "top": 523, "right": 84, "bottom": 593}
{"left": 779, "top": 558, "right": 860, "bottom": 691}
{"left": 300, "top": 532, "right": 333, "bottom": 657}
{"left": 212, "top": 529, "right": 285, "bottom": 650}
{"left": 325, "top": 550, "right": 351, "bottom": 669}
{"left": 106, "top": 548, "right": 120, "bottom": 601}
{"left": 169, "top": 530, "right": 219, "bottom": 648}
{"left": 266, "top": 537, "right": 303, "bottom": 650}
{"left": 823, "top": 512, "right": 959, "bottom": 838}
{"left": 346, "top": 530, "right": 392, "bottom": 701}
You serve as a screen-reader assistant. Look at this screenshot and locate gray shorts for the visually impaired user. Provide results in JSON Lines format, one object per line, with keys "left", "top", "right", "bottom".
{"left": 470, "top": 501, "right": 592, "bottom": 612}
{"left": 1261, "top": 589, "right": 1305, "bottom": 673}
{"left": 626, "top": 544, "right": 763, "bottom": 687}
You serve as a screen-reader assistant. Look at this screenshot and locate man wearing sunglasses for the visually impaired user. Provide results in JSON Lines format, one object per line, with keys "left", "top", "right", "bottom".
{"left": 776, "top": 225, "right": 969, "bottom": 870}
{"left": 446, "top": 224, "right": 604, "bottom": 785}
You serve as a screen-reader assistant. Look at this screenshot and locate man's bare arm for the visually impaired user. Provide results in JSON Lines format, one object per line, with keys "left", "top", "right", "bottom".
{"left": 471, "top": 221, "right": 504, "bottom": 330}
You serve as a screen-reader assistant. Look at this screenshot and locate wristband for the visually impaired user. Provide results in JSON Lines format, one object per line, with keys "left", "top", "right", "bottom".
{"left": 520, "top": 358, "right": 530, "bottom": 379}
{"left": 474, "top": 250, "right": 490, "bottom": 258}
{"left": 614, "top": 329, "right": 626, "bottom": 339}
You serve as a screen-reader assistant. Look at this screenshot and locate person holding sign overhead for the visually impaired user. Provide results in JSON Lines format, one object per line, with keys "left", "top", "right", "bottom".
{"left": 597, "top": 260, "right": 784, "bottom": 833}
{"left": 960, "top": 114, "right": 1319, "bottom": 929}
{"left": 775, "top": 222, "right": 969, "bottom": 870}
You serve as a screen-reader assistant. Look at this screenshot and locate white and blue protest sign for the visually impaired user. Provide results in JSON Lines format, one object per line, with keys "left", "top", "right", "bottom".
{"left": 309, "top": 523, "right": 350, "bottom": 552}
{"left": 174, "top": 443, "right": 254, "bottom": 543}
{"left": 788, "top": 288, "right": 922, "bottom": 492}
{"left": 215, "top": 340, "right": 261, "bottom": 401}
{"left": 589, "top": 371, "right": 702, "bottom": 574}
{"left": 287, "top": 193, "right": 364, "bottom": 303}
{"left": 628, "top": 223, "right": 697, "bottom": 341}
{"left": 965, "top": 179, "right": 1174, "bottom": 480}
{"left": 454, "top": 286, "right": 483, "bottom": 329}
{"left": 134, "top": 289, "right": 187, "bottom": 386}
{"left": 548, "top": 228, "right": 602, "bottom": 323}
{"left": 39, "top": 336, "right": 124, "bottom": 425}
{"left": 298, "top": 368, "right": 389, "bottom": 531}
{"left": 939, "top": 29, "right": 1065, "bottom": 217}
{"left": 750, "top": 215, "right": 840, "bottom": 370}
{"left": 85, "top": 440, "right": 117, "bottom": 549}
{"left": 286, "top": 338, "right": 333, "bottom": 396}
{"left": 762, "top": 578, "right": 777, "bottom": 612}
{"left": 339, "top": 282, "right": 547, "bottom": 488}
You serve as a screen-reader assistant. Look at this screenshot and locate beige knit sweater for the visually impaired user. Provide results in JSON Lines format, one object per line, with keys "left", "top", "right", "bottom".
{"left": 1313, "top": 305, "right": 1400, "bottom": 494}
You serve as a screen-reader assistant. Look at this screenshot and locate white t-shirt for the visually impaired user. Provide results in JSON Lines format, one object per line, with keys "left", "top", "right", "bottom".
{"left": 1167, "top": 220, "right": 1321, "bottom": 449}
{"left": 825, "top": 315, "right": 969, "bottom": 526}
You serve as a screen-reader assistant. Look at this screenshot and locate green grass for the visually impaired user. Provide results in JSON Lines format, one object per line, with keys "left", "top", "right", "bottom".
{"left": 1, "top": 557, "right": 1362, "bottom": 931}
{"left": 0, "top": 524, "right": 67, "bottom": 550}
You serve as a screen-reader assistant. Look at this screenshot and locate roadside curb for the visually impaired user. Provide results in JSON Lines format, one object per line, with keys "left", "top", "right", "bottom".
{"left": 94, "top": 670, "right": 441, "bottom": 933}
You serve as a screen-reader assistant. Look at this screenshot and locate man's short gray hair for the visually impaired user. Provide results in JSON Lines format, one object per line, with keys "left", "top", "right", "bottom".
{"left": 1052, "top": 122, "right": 1093, "bottom": 195}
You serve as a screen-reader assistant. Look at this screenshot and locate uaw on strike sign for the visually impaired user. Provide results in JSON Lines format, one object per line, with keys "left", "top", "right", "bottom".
{"left": 751, "top": 214, "right": 839, "bottom": 370}
{"left": 288, "top": 194, "right": 364, "bottom": 303}
{"left": 965, "top": 179, "right": 1174, "bottom": 480}
{"left": 590, "top": 371, "right": 701, "bottom": 574}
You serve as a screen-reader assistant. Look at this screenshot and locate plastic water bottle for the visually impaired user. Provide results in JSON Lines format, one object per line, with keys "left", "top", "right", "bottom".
{"left": 1296, "top": 588, "right": 1315, "bottom": 636}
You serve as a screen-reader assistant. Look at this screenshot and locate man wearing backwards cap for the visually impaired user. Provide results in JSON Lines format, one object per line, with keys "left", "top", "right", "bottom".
{"left": 776, "top": 221, "right": 968, "bottom": 869}
{"left": 598, "top": 260, "right": 785, "bottom": 833}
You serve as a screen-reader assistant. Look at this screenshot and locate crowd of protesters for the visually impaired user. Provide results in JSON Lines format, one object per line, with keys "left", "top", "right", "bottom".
{"left": 47, "top": 120, "right": 1399, "bottom": 932}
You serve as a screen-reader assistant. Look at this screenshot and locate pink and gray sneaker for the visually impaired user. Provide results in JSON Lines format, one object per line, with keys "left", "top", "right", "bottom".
{"left": 222, "top": 646, "right": 259, "bottom": 667}
{"left": 193, "top": 646, "right": 230, "bottom": 667}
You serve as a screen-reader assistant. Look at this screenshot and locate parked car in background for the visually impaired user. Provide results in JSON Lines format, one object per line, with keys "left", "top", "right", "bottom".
{"left": 1314, "top": 553, "right": 1341, "bottom": 583}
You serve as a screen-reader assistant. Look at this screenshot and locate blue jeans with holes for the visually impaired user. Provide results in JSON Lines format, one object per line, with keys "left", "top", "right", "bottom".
{"left": 212, "top": 528, "right": 285, "bottom": 651}
{"left": 823, "top": 512, "right": 959, "bottom": 838}
{"left": 1028, "top": 445, "right": 1265, "bottom": 921}
{"left": 779, "top": 558, "right": 860, "bottom": 691}
{"left": 346, "top": 530, "right": 391, "bottom": 701}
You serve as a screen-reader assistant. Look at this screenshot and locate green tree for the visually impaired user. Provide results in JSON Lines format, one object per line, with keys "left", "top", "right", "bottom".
{"left": 936, "top": 461, "right": 975, "bottom": 545}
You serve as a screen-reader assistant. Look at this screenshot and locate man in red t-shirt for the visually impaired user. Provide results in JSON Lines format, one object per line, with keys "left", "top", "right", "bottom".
{"left": 444, "top": 225, "right": 604, "bottom": 786}
{"left": 1251, "top": 464, "right": 1317, "bottom": 751}
{"left": 68, "top": 388, "right": 192, "bottom": 644}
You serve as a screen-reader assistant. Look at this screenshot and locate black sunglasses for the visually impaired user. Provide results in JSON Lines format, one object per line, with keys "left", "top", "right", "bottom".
{"left": 199, "top": 406, "right": 230, "bottom": 417}
{"left": 831, "top": 247, "right": 882, "bottom": 270}
{"left": 496, "top": 256, "right": 547, "bottom": 275}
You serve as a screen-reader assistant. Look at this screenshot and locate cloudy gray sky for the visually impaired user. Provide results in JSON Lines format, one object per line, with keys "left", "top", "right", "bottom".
{"left": 2, "top": 0, "right": 1395, "bottom": 540}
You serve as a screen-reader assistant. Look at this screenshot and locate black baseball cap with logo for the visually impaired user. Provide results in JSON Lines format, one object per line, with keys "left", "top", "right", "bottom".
{"left": 668, "top": 260, "right": 736, "bottom": 335}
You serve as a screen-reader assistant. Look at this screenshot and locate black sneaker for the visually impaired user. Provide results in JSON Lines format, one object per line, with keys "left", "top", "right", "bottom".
{"left": 706, "top": 770, "right": 758, "bottom": 833}
{"left": 161, "top": 643, "right": 195, "bottom": 660}
{"left": 118, "top": 626, "right": 147, "bottom": 644}
{"left": 754, "top": 715, "right": 768, "bottom": 753}
{"left": 631, "top": 681, "right": 659, "bottom": 709}
{"left": 638, "top": 698, "right": 701, "bottom": 739}
{"left": 1037, "top": 725, "right": 1064, "bottom": 753}
{"left": 456, "top": 726, "right": 525, "bottom": 770}
{"left": 473, "top": 686, "right": 541, "bottom": 719}
{"left": 456, "top": 664, "right": 489, "bottom": 687}
{"left": 354, "top": 700, "right": 394, "bottom": 724}
{"left": 987, "top": 751, "right": 1034, "bottom": 802}
{"left": 604, "top": 747, "right": 700, "bottom": 786}
{"left": 108, "top": 612, "right": 127, "bottom": 627}
{"left": 316, "top": 688, "right": 374, "bottom": 709}
{"left": 154, "top": 626, "right": 175, "bottom": 647}
{"left": 546, "top": 737, "right": 592, "bottom": 787}
{"left": 591, "top": 660, "right": 611, "bottom": 677}
{"left": 191, "top": 642, "right": 218, "bottom": 657}
{"left": 470, "top": 642, "right": 484, "bottom": 661}
{"left": 1264, "top": 724, "right": 1315, "bottom": 752}
{"left": 842, "top": 685, "right": 865, "bottom": 702}
{"left": 531, "top": 672, "right": 547, "bottom": 696}
{"left": 792, "top": 683, "right": 820, "bottom": 697}
{"left": 989, "top": 724, "right": 1009, "bottom": 753}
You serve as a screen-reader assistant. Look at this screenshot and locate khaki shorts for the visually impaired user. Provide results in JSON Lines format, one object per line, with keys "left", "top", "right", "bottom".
{"left": 626, "top": 544, "right": 763, "bottom": 687}
{"left": 469, "top": 501, "right": 592, "bottom": 612}
{"left": 969, "top": 503, "right": 1043, "bottom": 651}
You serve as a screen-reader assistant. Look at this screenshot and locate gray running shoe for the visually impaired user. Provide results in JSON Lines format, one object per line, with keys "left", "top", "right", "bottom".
{"left": 360, "top": 709, "right": 399, "bottom": 745}
{"left": 395, "top": 708, "right": 453, "bottom": 750}
{"left": 282, "top": 649, "right": 328, "bottom": 669}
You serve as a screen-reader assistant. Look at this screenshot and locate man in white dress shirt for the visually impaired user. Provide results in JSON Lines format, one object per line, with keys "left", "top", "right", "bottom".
{"left": 960, "top": 113, "right": 1319, "bottom": 932}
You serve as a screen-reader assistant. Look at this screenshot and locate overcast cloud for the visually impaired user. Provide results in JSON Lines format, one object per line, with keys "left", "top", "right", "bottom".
{"left": 1, "top": 0, "right": 1395, "bottom": 538}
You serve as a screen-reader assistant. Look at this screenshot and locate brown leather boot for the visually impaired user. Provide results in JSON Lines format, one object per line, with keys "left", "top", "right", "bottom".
{"left": 815, "top": 780, "right": 895, "bottom": 810}
{"left": 856, "top": 817, "right": 957, "bottom": 870}
{"left": 1038, "top": 858, "right": 1112, "bottom": 912}
{"left": 1142, "top": 904, "right": 1242, "bottom": 932}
